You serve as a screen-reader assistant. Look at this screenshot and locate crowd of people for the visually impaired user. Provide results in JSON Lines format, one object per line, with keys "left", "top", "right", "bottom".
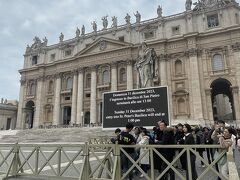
{"left": 111, "top": 120, "right": 240, "bottom": 180}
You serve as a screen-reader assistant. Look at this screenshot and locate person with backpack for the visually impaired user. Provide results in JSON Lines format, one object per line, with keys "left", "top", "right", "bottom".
{"left": 117, "top": 123, "right": 135, "bottom": 180}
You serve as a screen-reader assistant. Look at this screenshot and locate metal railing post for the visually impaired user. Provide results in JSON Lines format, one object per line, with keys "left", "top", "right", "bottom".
{"left": 186, "top": 147, "right": 192, "bottom": 180}
{"left": 227, "top": 147, "right": 240, "bottom": 180}
{"left": 79, "top": 142, "right": 89, "bottom": 180}
{"left": 11, "top": 143, "right": 20, "bottom": 177}
{"left": 57, "top": 146, "right": 62, "bottom": 176}
{"left": 112, "top": 142, "right": 121, "bottom": 180}
{"left": 34, "top": 146, "right": 39, "bottom": 175}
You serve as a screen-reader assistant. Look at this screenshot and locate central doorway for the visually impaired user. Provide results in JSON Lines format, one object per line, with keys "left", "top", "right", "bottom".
{"left": 210, "top": 78, "right": 235, "bottom": 122}
{"left": 84, "top": 112, "right": 90, "bottom": 125}
{"left": 63, "top": 106, "right": 71, "bottom": 125}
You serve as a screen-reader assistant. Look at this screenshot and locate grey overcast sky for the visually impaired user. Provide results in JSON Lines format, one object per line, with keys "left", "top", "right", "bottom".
{"left": 0, "top": 0, "right": 239, "bottom": 100}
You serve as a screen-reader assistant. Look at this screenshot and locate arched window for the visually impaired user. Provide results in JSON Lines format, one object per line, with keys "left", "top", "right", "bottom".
{"left": 66, "top": 77, "right": 73, "bottom": 89}
{"left": 212, "top": 54, "right": 224, "bottom": 71}
{"left": 102, "top": 70, "right": 109, "bottom": 84}
{"left": 86, "top": 74, "right": 91, "bottom": 88}
{"left": 175, "top": 60, "right": 182, "bottom": 75}
{"left": 119, "top": 68, "right": 126, "bottom": 83}
{"left": 178, "top": 98, "right": 185, "bottom": 114}
{"left": 48, "top": 80, "right": 54, "bottom": 93}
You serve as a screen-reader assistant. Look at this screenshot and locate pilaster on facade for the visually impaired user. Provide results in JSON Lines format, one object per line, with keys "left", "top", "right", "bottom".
{"left": 126, "top": 60, "right": 133, "bottom": 90}
{"left": 159, "top": 54, "right": 168, "bottom": 86}
{"left": 205, "top": 88, "right": 214, "bottom": 123}
{"left": 231, "top": 86, "right": 240, "bottom": 121}
{"left": 185, "top": 12, "right": 193, "bottom": 33}
{"left": 187, "top": 48, "right": 204, "bottom": 120}
{"left": 111, "top": 62, "right": 118, "bottom": 91}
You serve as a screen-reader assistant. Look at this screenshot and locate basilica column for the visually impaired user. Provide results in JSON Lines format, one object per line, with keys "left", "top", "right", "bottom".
{"left": 205, "top": 89, "right": 214, "bottom": 124}
{"left": 90, "top": 66, "right": 97, "bottom": 124}
{"left": 70, "top": 70, "right": 78, "bottom": 125}
{"left": 76, "top": 68, "right": 84, "bottom": 125}
{"left": 34, "top": 77, "right": 44, "bottom": 128}
{"left": 188, "top": 48, "right": 204, "bottom": 120}
{"left": 111, "top": 62, "right": 118, "bottom": 91}
{"left": 53, "top": 73, "right": 61, "bottom": 125}
{"left": 232, "top": 87, "right": 240, "bottom": 123}
{"left": 127, "top": 60, "right": 133, "bottom": 90}
{"left": 16, "top": 79, "right": 26, "bottom": 129}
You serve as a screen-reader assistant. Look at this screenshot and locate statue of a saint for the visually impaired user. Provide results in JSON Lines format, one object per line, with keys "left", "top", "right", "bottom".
{"left": 76, "top": 27, "right": 80, "bottom": 37}
{"left": 81, "top": 25, "right": 85, "bottom": 35}
{"left": 134, "top": 11, "right": 141, "bottom": 23}
{"left": 25, "top": 45, "right": 31, "bottom": 53}
{"left": 42, "top": 36, "right": 48, "bottom": 46}
{"left": 1, "top": 98, "right": 3, "bottom": 104}
{"left": 185, "top": 0, "right": 192, "bottom": 11}
{"left": 102, "top": 16, "right": 108, "bottom": 29}
{"left": 31, "top": 36, "right": 42, "bottom": 49}
{"left": 157, "top": 5, "right": 162, "bottom": 18}
{"left": 125, "top": 13, "right": 131, "bottom": 24}
{"left": 111, "top": 16, "right": 117, "bottom": 28}
{"left": 59, "top": 32, "right": 64, "bottom": 42}
{"left": 135, "top": 42, "right": 157, "bottom": 88}
{"left": 92, "top": 21, "right": 97, "bottom": 32}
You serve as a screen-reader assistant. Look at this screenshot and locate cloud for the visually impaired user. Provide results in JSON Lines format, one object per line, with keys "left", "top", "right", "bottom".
{"left": 21, "top": 19, "right": 32, "bottom": 29}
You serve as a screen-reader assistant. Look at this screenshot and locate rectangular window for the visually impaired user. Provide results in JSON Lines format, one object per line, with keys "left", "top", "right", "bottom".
{"left": 65, "top": 96, "right": 70, "bottom": 101}
{"left": 172, "top": 26, "right": 180, "bottom": 35}
{"left": 32, "top": 55, "right": 38, "bottom": 65}
{"left": 207, "top": 14, "right": 219, "bottom": 28}
{"left": 144, "top": 31, "right": 154, "bottom": 39}
{"left": 86, "top": 93, "right": 91, "bottom": 98}
{"left": 50, "top": 53, "right": 56, "bottom": 61}
{"left": 65, "top": 49, "right": 72, "bottom": 56}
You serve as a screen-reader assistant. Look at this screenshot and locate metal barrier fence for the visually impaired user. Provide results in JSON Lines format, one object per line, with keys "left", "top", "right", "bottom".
{"left": 0, "top": 143, "right": 239, "bottom": 180}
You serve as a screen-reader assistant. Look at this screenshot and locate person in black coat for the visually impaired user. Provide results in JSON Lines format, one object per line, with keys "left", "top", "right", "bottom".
{"left": 175, "top": 123, "right": 186, "bottom": 170}
{"left": 160, "top": 127, "right": 175, "bottom": 180}
{"left": 182, "top": 124, "right": 198, "bottom": 180}
{"left": 153, "top": 121, "right": 165, "bottom": 172}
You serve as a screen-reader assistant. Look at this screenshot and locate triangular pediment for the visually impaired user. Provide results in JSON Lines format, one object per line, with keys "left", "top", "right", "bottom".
{"left": 75, "top": 37, "right": 133, "bottom": 56}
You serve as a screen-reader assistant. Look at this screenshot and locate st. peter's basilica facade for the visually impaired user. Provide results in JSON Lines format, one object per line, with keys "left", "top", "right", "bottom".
{"left": 17, "top": 0, "right": 240, "bottom": 129}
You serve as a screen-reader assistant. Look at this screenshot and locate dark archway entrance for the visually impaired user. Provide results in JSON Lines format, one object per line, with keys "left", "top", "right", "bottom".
{"left": 211, "top": 78, "right": 235, "bottom": 122}
{"left": 63, "top": 106, "right": 71, "bottom": 125}
{"left": 25, "top": 101, "right": 35, "bottom": 129}
{"left": 84, "top": 112, "right": 90, "bottom": 125}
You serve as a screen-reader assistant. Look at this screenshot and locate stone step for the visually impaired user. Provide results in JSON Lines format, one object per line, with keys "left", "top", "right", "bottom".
{"left": 0, "top": 127, "right": 114, "bottom": 143}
